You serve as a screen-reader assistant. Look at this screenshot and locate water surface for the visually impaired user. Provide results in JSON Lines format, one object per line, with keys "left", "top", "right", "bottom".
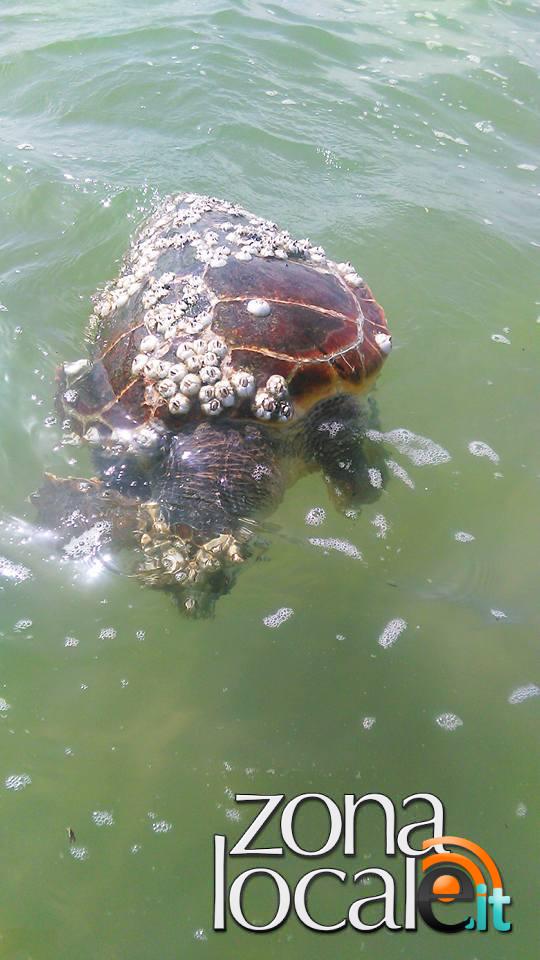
{"left": 0, "top": 1, "right": 538, "bottom": 956}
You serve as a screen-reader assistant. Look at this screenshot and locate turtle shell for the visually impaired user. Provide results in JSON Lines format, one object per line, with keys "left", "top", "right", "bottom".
{"left": 62, "top": 193, "right": 390, "bottom": 439}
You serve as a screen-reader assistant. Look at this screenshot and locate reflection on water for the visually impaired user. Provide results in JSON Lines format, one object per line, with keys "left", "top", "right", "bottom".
{"left": 0, "top": 0, "right": 539, "bottom": 957}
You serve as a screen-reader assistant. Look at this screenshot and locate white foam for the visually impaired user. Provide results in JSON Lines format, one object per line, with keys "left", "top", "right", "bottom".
{"left": 508, "top": 683, "right": 540, "bottom": 705}
{"left": 263, "top": 607, "right": 294, "bottom": 629}
{"left": 308, "top": 537, "right": 362, "bottom": 560}
{"left": 435, "top": 712, "right": 463, "bottom": 731}
{"left": 468, "top": 440, "right": 500, "bottom": 463}
{"left": 378, "top": 618, "right": 407, "bottom": 649}
{"left": 305, "top": 507, "right": 326, "bottom": 526}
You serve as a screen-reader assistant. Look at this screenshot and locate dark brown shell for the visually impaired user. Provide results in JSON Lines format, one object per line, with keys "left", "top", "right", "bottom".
{"left": 63, "top": 194, "right": 390, "bottom": 435}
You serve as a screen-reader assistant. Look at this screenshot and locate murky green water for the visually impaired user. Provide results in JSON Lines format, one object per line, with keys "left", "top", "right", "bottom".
{"left": 0, "top": 0, "right": 539, "bottom": 956}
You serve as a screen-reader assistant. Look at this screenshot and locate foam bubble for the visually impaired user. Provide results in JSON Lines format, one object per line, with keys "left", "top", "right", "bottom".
{"left": 99, "top": 627, "right": 117, "bottom": 640}
{"left": 385, "top": 459, "right": 415, "bottom": 489}
{"left": 92, "top": 810, "right": 114, "bottom": 827}
{"left": 373, "top": 429, "right": 451, "bottom": 467}
{"left": 0, "top": 698, "right": 11, "bottom": 712}
{"left": 454, "top": 531, "right": 475, "bottom": 543}
{"left": 508, "top": 683, "right": 540, "bottom": 705}
{"left": 362, "top": 716, "right": 376, "bottom": 730}
{"left": 194, "top": 929, "right": 208, "bottom": 942}
{"left": 368, "top": 467, "right": 383, "bottom": 488}
{"left": 435, "top": 712, "right": 463, "bottom": 731}
{"left": 372, "top": 514, "right": 389, "bottom": 539}
{"left": 490, "top": 608, "right": 507, "bottom": 620}
{"left": 516, "top": 802, "right": 527, "bottom": 817}
{"left": 152, "top": 820, "right": 173, "bottom": 833}
{"left": 305, "top": 507, "right": 326, "bottom": 526}
{"left": 0, "top": 557, "right": 32, "bottom": 584}
{"left": 64, "top": 636, "right": 79, "bottom": 647}
{"left": 263, "top": 607, "right": 294, "bottom": 629}
{"left": 491, "top": 333, "right": 511, "bottom": 345}
{"left": 14, "top": 619, "right": 32, "bottom": 632}
{"left": 378, "top": 618, "right": 407, "bottom": 649}
{"left": 70, "top": 846, "right": 89, "bottom": 861}
{"left": 225, "top": 808, "right": 241, "bottom": 822}
{"left": 5, "top": 773, "right": 31, "bottom": 791}
{"left": 468, "top": 441, "right": 500, "bottom": 463}
{"left": 308, "top": 537, "right": 362, "bottom": 560}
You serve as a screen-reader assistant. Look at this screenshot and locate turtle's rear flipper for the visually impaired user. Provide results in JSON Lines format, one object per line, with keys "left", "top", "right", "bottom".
{"left": 32, "top": 474, "right": 141, "bottom": 561}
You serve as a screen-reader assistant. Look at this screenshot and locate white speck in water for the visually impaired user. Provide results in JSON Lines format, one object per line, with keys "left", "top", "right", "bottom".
{"left": 372, "top": 514, "right": 389, "bottom": 539}
{"left": 99, "top": 627, "right": 117, "bottom": 640}
{"left": 194, "top": 928, "right": 208, "bottom": 942}
{"left": 475, "top": 120, "right": 494, "bottom": 133}
{"left": 516, "top": 802, "right": 527, "bottom": 817}
{"left": 517, "top": 163, "right": 537, "bottom": 172}
{"left": 305, "top": 507, "right": 326, "bottom": 526}
{"left": 491, "top": 333, "right": 511, "bottom": 345}
{"left": 0, "top": 698, "right": 11, "bottom": 711}
{"left": 378, "top": 618, "right": 407, "bottom": 649}
{"left": 17, "top": 142, "right": 34, "bottom": 150}
{"left": 362, "top": 716, "right": 376, "bottom": 730}
{"left": 490, "top": 608, "right": 507, "bottom": 620}
{"left": 436, "top": 712, "right": 464, "bottom": 731}
{"left": 64, "top": 636, "right": 79, "bottom": 647}
{"left": 468, "top": 440, "right": 500, "bottom": 463}
{"left": 120, "top": 678, "right": 129, "bottom": 688}
{"left": 454, "top": 531, "right": 475, "bottom": 543}
{"left": 308, "top": 537, "right": 362, "bottom": 560}
{"left": 508, "top": 683, "right": 540, "bottom": 705}
{"left": 70, "top": 846, "right": 89, "bottom": 861}
{"left": 92, "top": 810, "right": 114, "bottom": 827}
{"left": 263, "top": 607, "right": 294, "bottom": 629}
{"left": 130, "top": 844, "right": 142, "bottom": 854}
{"left": 152, "top": 820, "right": 173, "bottom": 833}
{"left": 226, "top": 808, "right": 241, "bottom": 822}
{"left": 5, "top": 773, "right": 32, "bottom": 791}
{"left": 136, "top": 629, "right": 145, "bottom": 641}
{"left": 14, "top": 619, "right": 32, "bottom": 632}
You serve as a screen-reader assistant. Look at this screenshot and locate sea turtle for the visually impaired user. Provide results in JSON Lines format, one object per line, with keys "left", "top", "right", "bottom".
{"left": 34, "top": 193, "right": 392, "bottom": 614}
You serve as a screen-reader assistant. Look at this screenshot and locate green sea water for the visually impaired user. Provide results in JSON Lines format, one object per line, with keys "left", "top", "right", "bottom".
{"left": 0, "top": 1, "right": 539, "bottom": 957}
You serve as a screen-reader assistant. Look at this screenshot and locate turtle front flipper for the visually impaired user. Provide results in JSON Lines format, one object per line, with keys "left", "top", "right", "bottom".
{"left": 293, "top": 394, "right": 388, "bottom": 511}
{"left": 32, "top": 474, "right": 142, "bottom": 562}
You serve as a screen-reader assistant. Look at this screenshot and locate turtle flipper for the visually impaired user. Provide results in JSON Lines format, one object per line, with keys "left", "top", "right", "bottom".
{"left": 294, "top": 394, "right": 388, "bottom": 511}
{"left": 32, "top": 474, "right": 142, "bottom": 560}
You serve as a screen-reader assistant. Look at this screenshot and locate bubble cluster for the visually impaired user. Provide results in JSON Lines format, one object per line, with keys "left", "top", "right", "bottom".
{"left": 0, "top": 698, "right": 11, "bottom": 711}
{"left": 468, "top": 440, "right": 500, "bottom": 463}
{"left": 13, "top": 618, "right": 32, "bottom": 632}
{"left": 4, "top": 773, "right": 32, "bottom": 791}
{"left": 99, "top": 627, "right": 117, "bottom": 640}
{"left": 70, "top": 846, "right": 89, "bottom": 861}
{"left": 490, "top": 608, "right": 507, "bottom": 620}
{"left": 92, "top": 810, "right": 114, "bottom": 827}
{"left": 152, "top": 820, "right": 173, "bottom": 833}
{"left": 454, "top": 531, "right": 475, "bottom": 543}
{"left": 0, "top": 556, "right": 32, "bottom": 584}
{"left": 305, "top": 507, "right": 326, "bottom": 526}
{"left": 362, "top": 716, "right": 376, "bottom": 730}
{"left": 385, "top": 459, "right": 415, "bottom": 489}
{"left": 263, "top": 607, "right": 294, "bottom": 629}
{"left": 64, "top": 636, "right": 79, "bottom": 647}
{"left": 378, "top": 618, "right": 407, "bottom": 649}
{"left": 308, "top": 537, "right": 362, "bottom": 560}
{"left": 371, "top": 514, "right": 389, "bottom": 539}
{"left": 508, "top": 683, "right": 540, "bottom": 705}
{"left": 373, "top": 428, "right": 451, "bottom": 467}
{"left": 435, "top": 713, "right": 463, "bottom": 731}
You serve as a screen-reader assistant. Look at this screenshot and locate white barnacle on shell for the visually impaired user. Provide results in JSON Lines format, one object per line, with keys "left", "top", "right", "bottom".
{"left": 277, "top": 401, "right": 294, "bottom": 422}
{"left": 156, "top": 378, "right": 177, "bottom": 399}
{"left": 247, "top": 299, "right": 271, "bottom": 318}
{"left": 344, "top": 272, "right": 362, "bottom": 287}
{"left": 201, "top": 398, "right": 222, "bottom": 417}
{"left": 131, "top": 354, "right": 147, "bottom": 376}
{"left": 84, "top": 427, "right": 102, "bottom": 445}
{"left": 266, "top": 374, "right": 288, "bottom": 398}
{"left": 199, "top": 384, "right": 215, "bottom": 403}
{"left": 169, "top": 362, "right": 188, "bottom": 383}
{"left": 254, "top": 389, "right": 276, "bottom": 420}
{"left": 374, "top": 332, "right": 392, "bottom": 355}
{"left": 207, "top": 337, "right": 227, "bottom": 359}
{"left": 64, "top": 358, "right": 91, "bottom": 381}
{"left": 200, "top": 365, "right": 221, "bottom": 385}
{"left": 143, "top": 357, "right": 164, "bottom": 380}
{"left": 191, "top": 338, "right": 207, "bottom": 355}
{"left": 214, "top": 379, "right": 235, "bottom": 407}
{"left": 179, "top": 374, "right": 202, "bottom": 397}
{"left": 140, "top": 334, "right": 159, "bottom": 354}
{"left": 176, "top": 341, "right": 195, "bottom": 361}
{"left": 168, "top": 394, "right": 191, "bottom": 416}
{"left": 185, "top": 354, "right": 202, "bottom": 374}
{"left": 231, "top": 370, "right": 255, "bottom": 397}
